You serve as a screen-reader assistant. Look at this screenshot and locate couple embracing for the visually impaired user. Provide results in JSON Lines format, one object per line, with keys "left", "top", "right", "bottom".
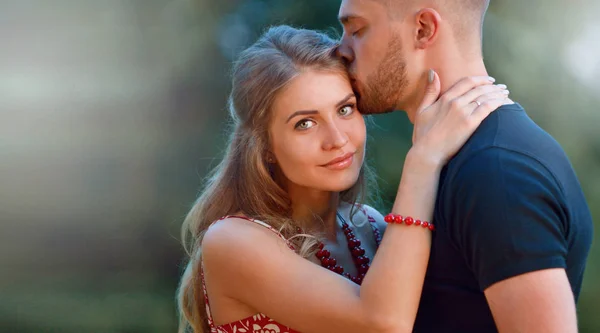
{"left": 177, "top": 1, "right": 593, "bottom": 332}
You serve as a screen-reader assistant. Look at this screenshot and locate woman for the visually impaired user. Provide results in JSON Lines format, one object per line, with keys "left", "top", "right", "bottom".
{"left": 178, "top": 25, "right": 509, "bottom": 333}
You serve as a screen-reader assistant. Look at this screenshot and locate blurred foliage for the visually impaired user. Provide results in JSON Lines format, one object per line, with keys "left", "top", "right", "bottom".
{"left": 1, "top": 0, "right": 598, "bottom": 332}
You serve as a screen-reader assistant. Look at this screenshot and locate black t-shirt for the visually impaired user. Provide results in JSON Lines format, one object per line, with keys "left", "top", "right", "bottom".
{"left": 413, "top": 103, "right": 593, "bottom": 332}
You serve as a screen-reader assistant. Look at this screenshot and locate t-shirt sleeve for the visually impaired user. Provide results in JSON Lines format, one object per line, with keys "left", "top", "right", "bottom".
{"left": 446, "top": 147, "right": 568, "bottom": 291}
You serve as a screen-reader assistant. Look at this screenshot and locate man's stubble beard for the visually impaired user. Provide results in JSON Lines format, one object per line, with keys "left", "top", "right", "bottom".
{"left": 355, "top": 36, "right": 408, "bottom": 115}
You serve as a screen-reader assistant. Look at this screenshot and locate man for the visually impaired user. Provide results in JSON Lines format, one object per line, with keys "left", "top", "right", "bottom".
{"left": 336, "top": 0, "right": 593, "bottom": 332}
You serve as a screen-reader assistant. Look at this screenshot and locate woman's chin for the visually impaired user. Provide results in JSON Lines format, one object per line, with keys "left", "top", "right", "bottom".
{"left": 320, "top": 177, "right": 360, "bottom": 193}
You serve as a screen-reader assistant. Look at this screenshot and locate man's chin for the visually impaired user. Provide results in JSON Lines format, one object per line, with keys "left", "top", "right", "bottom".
{"left": 357, "top": 99, "right": 396, "bottom": 115}
{"left": 352, "top": 81, "right": 397, "bottom": 115}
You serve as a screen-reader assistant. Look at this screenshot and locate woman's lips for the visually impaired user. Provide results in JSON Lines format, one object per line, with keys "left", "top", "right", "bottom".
{"left": 321, "top": 152, "right": 355, "bottom": 170}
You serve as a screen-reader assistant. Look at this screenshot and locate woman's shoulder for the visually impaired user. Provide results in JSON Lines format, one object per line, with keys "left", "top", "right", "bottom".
{"left": 202, "top": 215, "right": 293, "bottom": 264}
{"left": 200, "top": 216, "right": 301, "bottom": 312}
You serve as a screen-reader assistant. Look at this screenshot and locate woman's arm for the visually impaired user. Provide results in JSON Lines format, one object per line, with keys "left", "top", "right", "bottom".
{"left": 359, "top": 149, "right": 440, "bottom": 332}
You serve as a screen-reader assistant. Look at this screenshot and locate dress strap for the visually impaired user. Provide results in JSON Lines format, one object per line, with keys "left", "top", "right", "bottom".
{"left": 199, "top": 263, "right": 217, "bottom": 331}
{"left": 216, "top": 215, "right": 296, "bottom": 250}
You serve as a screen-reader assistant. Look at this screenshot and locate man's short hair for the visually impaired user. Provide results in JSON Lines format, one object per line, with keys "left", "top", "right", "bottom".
{"left": 381, "top": 0, "right": 491, "bottom": 40}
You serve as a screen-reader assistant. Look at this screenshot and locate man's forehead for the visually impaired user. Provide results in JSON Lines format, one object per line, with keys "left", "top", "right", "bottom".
{"left": 339, "top": 0, "right": 391, "bottom": 21}
{"left": 338, "top": 0, "right": 373, "bottom": 21}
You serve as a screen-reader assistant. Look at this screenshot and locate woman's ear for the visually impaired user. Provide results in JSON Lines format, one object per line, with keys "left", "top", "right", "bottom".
{"left": 266, "top": 152, "right": 277, "bottom": 164}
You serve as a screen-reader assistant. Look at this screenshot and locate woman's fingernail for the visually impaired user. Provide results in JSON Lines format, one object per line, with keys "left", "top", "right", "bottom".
{"left": 428, "top": 69, "right": 435, "bottom": 83}
{"left": 488, "top": 76, "right": 496, "bottom": 82}
{"left": 503, "top": 90, "right": 510, "bottom": 94}
{"left": 497, "top": 84, "right": 507, "bottom": 89}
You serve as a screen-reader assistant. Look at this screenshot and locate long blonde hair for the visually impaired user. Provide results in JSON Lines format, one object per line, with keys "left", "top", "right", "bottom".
{"left": 177, "top": 25, "right": 375, "bottom": 333}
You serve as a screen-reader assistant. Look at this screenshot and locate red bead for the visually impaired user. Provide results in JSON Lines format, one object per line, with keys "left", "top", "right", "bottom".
{"left": 359, "top": 264, "right": 369, "bottom": 274}
{"left": 384, "top": 214, "right": 394, "bottom": 223}
{"left": 359, "top": 248, "right": 365, "bottom": 256}
{"left": 422, "top": 221, "right": 429, "bottom": 228}
{"left": 318, "top": 243, "right": 324, "bottom": 250}
{"left": 361, "top": 257, "right": 370, "bottom": 265}
{"left": 316, "top": 250, "right": 325, "bottom": 259}
{"left": 352, "top": 248, "right": 362, "bottom": 256}
{"left": 428, "top": 223, "right": 435, "bottom": 231}
{"left": 394, "top": 215, "right": 403, "bottom": 224}
{"left": 405, "top": 217, "right": 414, "bottom": 225}
{"left": 322, "top": 250, "right": 330, "bottom": 258}
{"left": 334, "top": 266, "right": 344, "bottom": 274}
{"left": 330, "top": 258, "right": 337, "bottom": 266}
{"left": 414, "top": 219, "right": 422, "bottom": 226}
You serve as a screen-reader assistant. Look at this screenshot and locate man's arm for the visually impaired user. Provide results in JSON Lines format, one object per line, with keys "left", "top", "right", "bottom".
{"left": 448, "top": 147, "right": 577, "bottom": 332}
{"left": 485, "top": 268, "right": 577, "bottom": 333}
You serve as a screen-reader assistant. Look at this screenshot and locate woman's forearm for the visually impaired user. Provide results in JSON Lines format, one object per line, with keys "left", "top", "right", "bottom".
{"left": 360, "top": 148, "right": 442, "bottom": 332}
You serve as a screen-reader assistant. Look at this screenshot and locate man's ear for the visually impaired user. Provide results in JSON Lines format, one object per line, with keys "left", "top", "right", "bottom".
{"left": 414, "top": 8, "right": 441, "bottom": 49}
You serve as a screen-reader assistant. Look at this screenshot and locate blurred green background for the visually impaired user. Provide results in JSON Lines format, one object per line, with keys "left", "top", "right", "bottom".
{"left": 1, "top": 0, "right": 598, "bottom": 332}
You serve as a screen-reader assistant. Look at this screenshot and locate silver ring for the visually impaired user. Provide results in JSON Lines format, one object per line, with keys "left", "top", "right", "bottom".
{"left": 474, "top": 100, "right": 481, "bottom": 107}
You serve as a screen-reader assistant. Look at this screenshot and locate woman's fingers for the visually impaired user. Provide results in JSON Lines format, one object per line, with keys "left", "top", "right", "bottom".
{"left": 471, "top": 98, "right": 510, "bottom": 122}
{"left": 459, "top": 88, "right": 510, "bottom": 115}
{"left": 440, "top": 75, "right": 496, "bottom": 102}
{"left": 454, "top": 84, "right": 507, "bottom": 109}
{"left": 473, "top": 90, "right": 510, "bottom": 106}
{"left": 416, "top": 69, "right": 441, "bottom": 111}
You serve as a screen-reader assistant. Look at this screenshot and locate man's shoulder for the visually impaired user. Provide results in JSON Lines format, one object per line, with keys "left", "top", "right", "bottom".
{"left": 447, "top": 103, "right": 567, "bottom": 176}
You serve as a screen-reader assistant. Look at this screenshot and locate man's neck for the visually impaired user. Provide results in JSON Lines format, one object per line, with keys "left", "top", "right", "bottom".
{"left": 437, "top": 58, "right": 489, "bottom": 95}
{"left": 405, "top": 55, "right": 489, "bottom": 122}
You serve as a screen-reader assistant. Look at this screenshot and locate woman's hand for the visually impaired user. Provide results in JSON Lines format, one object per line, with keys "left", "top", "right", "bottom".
{"left": 411, "top": 70, "right": 510, "bottom": 166}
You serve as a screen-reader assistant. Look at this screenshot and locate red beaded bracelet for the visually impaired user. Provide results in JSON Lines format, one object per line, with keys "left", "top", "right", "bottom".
{"left": 384, "top": 214, "right": 435, "bottom": 231}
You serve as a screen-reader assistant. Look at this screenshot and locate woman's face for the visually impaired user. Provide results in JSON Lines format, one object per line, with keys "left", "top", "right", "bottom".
{"left": 268, "top": 70, "right": 366, "bottom": 194}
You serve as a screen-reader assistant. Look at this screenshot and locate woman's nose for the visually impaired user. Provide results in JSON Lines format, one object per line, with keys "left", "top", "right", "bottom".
{"left": 322, "top": 123, "right": 349, "bottom": 151}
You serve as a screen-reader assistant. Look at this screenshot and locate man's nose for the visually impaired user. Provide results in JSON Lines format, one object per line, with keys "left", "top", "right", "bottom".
{"left": 335, "top": 40, "right": 355, "bottom": 66}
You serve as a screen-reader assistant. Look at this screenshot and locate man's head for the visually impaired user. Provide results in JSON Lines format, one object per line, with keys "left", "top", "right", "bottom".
{"left": 337, "top": 0, "right": 490, "bottom": 116}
